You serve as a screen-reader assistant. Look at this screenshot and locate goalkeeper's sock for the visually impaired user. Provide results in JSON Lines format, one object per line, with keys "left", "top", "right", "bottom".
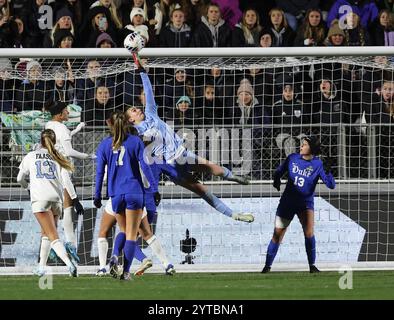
{"left": 134, "top": 242, "right": 147, "bottom": 262}
{"left": 201, "top": 191, "right": 232, "bottom": 217}
{"left": 63, "top": 207, "right": 76, "bottom": 246}
{"left": 305, "top": 235, "right": 316, "bottom": 266}
{"left": 265, "top": 240, "right": 280, "bottom": 267}
{"left": 113, "top": 232, "right": 126, "bottom": 257}
{"left": 39, "top": 236, "right": 51, "bottom": 268}
{"left": 51, "top": 239, "right": 73, "bottom": 269}
{"left": 147, "top": 235, "right": 169, "bottom": 269}
{"left": 97, "top": 237, "right": 109, "bottom": 269}
{"left": 123, "top": 240, "right": 137, "bottom": 273}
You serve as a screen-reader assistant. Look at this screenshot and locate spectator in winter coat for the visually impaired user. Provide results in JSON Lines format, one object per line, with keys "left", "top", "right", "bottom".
{"left": 369, "top": 9, "right": 394, "bottom": 45}
{"left": 343, "top": 12, "right": 370, "bottom": 46}
{"left": 231, "top": 8, "right": 262, "bottom": 47}
{"left": 259, "top": 28, "right": 275, "bottom": 47}
{"left": 268, "top": 8, "right": 296, "bottom": 47}
{"left": 159, "top": 6, "right": 192, "bottom": 47}
{"left": 191, "top": 3, "right": 232, "bottom": 47}
{"left": 122, "top": 7, "right": 150, "bottom": 46}
{"left": 171, "top": 95, "right": 197, "bottom": 126}
{"left": 43, "top": 7, "right": 75, "bottom": 48}
{"left": 211, "top": 0, "right": 242, "bottom": 29}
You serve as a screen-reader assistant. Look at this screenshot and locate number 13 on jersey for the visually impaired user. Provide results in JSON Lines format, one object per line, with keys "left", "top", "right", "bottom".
{"left": 294, "top": 176, "right": 305, "bottom": 187}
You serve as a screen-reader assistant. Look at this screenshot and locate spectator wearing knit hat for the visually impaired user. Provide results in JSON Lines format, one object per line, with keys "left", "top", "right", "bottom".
{"left": 259, "top": 28, "right": 275, "bottom": 47}
{"left": 171, "top": 95, "right": 196, "bottom": 126}
{"left": 159, "top": 5, "right": 192, "bottom": 47}
{"left": 78, "top": 5, "right": 118, "bottom": 47}
{"left": 122, "top": 7, "right": 150, "bottom": 46}
{"left": 229, "top": 78, "right": 265, "bottom": 125}
{"left": 52, "top": 0, "right": 84, "bottom": 30}
{"left": 42, "top": 7, "right": 75, "bottom": 48}
{"left": 53, "top": 29, "right": 75, "bottom": 48}
{"left": 95, "top": 32, "right": 117, "bottom": 47}
{"left": 15, "top": 60, "right": 50, "bottom": 111}
{"left": 324, "top": 19, "right": 345, "bottom": 46}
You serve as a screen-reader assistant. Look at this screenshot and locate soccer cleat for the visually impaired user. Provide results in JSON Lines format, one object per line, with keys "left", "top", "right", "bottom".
{"left": 48, "top": 248, "right": 60, "bottom": 262}
{"left": 227, "top": 175, "right": 250, "bottom": 185}
{"left": 261, "top": 266, "right": 271, "bottom": 273}
{"left": 69, "top": 262, "right": 78, "bottom": 277}
{"left": 134, "top": 258, "right": 153, "bottom": 276}
{"left": 96, "top": 268, "right": 107, "bottom": 277}
{"left": 65, "top": 242, "right": 80, "bottom": 264}
{"left": 309, "top": 265, "right": 320, "bottom": 273}
{"left": 232, "top": 213, "right": 255, "bottom": 223}
{"left": 165, "top": 264, "right": 176, "bottom": 276}
{"left": 120, "top": 272, "right": 132, "bottom": 281}
{"left": 33, "top": 266, "right": 46, "bottom": 277}
{"left": 109, "top": 256, "right": 119, "bottom": 278}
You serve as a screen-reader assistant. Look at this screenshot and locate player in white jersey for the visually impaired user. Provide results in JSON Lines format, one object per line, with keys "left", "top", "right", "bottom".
{"left": 17, "top": 129, "right": 85, "bottom": 277}
{"left": 45, "top": 101, "right": 95, "bottom": 263}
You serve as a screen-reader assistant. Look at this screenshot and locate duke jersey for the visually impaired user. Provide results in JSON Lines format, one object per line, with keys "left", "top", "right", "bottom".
{"left": 18, "top": 148, "right": 76, "bottom": 202}
{"left": 275, "top": 153, "right": 336, "bottom": 208}
{"left": 95, "top": 133, "right": 157, "bottom": 199}
{"left": 134, "top": 72, "right": 184, "bottom": 163}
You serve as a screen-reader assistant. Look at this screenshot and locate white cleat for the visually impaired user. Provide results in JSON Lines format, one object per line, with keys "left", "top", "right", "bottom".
{"left": 232, "top": 213, "right": 255, "bottom": 223}
{"left": 33, "top": 266, "right": 46, "bottom": 277}
{"left": 134, "top": 258, "right": 153, "bottom": 276}
{"left": 96, "top": 268, "right": 107, "bottom": 277}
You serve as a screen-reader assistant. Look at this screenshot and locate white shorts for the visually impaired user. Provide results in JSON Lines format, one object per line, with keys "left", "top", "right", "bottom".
{"left": 275, "top": 216, "right": 291, "bottom": 229}
{"left": 104, "top": 198, "right": 148, "bottom": 219}
{"left": 31, "top": 201, "right": 63, "bottom": 216}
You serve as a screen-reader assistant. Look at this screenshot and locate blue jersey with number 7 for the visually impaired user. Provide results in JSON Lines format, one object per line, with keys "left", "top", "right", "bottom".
{"left": 95, "top": 134, "right": 157, "bottom": 199}
{"left": 274, "top": 153, "right": 335, "bottom": 206}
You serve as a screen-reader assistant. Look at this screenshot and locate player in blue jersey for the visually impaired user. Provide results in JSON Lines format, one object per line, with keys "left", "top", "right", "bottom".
{"left": 94, "top": 110, "right": 159, "bottom": 281}
{"left": 125, "top": 53, "right": 254, "bottom": 223}
{"left": 261, "top": 136, "right": 336, "bottom": 273}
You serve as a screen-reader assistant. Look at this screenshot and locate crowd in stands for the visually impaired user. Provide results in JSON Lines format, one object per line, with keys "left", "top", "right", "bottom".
{"left": 0, "top": 1, "right": 393, "bottom": 135}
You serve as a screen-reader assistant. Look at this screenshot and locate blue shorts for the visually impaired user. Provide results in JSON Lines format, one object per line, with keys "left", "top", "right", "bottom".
{"left": 276, "top": 199, "right": 314, "bottom": 222}
{"left": 158, "top": 150, "right": 199, "bottom": 183}
{"left": 111, "top": 193, "right": 144, "bottom": 213}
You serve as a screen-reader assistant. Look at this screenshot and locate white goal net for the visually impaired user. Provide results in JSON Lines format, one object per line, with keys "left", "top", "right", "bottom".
{"left": 0, "top": 48, "right": 393, "bottom": 273}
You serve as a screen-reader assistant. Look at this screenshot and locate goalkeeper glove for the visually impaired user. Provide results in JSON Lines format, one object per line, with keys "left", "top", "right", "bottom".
{"left": 154, "top": 192, "right": 161, "bottom": 206}
{"left": 94, "top": 197, "right": 102, "bottom": 209}
{"left": 323, "top": 157, "right": 334, "bottom": 173}
{"left": 73, "top": 198, "right": 84, "bottom": 215}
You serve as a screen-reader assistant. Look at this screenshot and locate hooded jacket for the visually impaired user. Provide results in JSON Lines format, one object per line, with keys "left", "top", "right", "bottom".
{"left": 191, "top": 16, "right": 232, "bottom": 47}
{"left": 159, "top": 23, "right": 192, "bottom": 47}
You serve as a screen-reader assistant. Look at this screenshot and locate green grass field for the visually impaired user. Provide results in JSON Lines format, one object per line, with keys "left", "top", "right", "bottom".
{"left": 0, "top": 271, "right": 394, "bottom": 300}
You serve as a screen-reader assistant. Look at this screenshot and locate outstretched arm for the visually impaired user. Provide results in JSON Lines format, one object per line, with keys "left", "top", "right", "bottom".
{"left": 133, "top": 53, "right": 158, "bottom": 116}
{"left": 319, "top": 164, "right": 336, "bottom": 190}
{"left": 70, "top": 122, "right": 85, "bottom": 137}
{"left": 63, "top": 139, "right": 93, "bottom": 160}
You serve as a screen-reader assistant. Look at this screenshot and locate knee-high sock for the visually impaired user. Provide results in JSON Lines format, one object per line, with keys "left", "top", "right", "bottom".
{"left": 305, "top": 236, "right": 316, "bottom": 266}
{"left": 147, "top": 235, "right": 169, "bottom": 269}
{"left": 39, "top": 236, "right": 51, "bottom": 268}
{"left": 134, "top": 242, "right": 147, "bottom": 262}
{"left": 265, "top": 240, "right": 280, "bottom": 267}
{"left": 63, "top": 207, "right": 76, "bottom": 246}
{"left": 201, "top": 191, "right": 232, "bottom": 217}
{"left": 123, "top": 240, "right": 137, "bottom": 273}
{"left": 112, "top": 232, "right": 126, "bottom": 257}
{"left": 51, "top": 239, "right": 73, "bottom": 269}
{"left": 97, "top": 237, "right": 108, "bottom": 269}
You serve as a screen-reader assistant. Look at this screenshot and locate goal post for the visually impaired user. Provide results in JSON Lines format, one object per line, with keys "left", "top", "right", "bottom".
{"left": 0, "top": 47, "right": 393, "bottom": 274}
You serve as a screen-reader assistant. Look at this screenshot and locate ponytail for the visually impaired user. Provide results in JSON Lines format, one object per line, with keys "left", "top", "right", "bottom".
{"left": 110, "top": 110, "right": 127, "bottom": 151}
{"left": 41, "top": 129, "right": 74, "bottom": 172}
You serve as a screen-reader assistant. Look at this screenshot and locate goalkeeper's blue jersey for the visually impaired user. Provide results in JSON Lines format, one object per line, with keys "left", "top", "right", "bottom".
{"left": 95, "top": 133, "right": 157, "bottom": 198}
{"left": 134, "top": 72, "right": 184, "bottom": 163}
{"left": 275, "top": 153, "right": 336, "bottom": 206}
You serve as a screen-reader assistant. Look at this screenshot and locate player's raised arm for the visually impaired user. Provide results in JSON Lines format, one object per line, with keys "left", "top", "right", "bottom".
{"left": 133, "top": 53, "right": 158, "bottom": 116}
{"left": 62, "top": 138, "right": 93, "bottom": 160}
{"left": 319, "top": 159, "right": 336, "bottom": 190}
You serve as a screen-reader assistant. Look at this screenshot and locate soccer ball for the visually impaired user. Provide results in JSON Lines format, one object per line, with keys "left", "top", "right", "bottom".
{"left": 123, "top": 32, "right": 145, "bottom": 53}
